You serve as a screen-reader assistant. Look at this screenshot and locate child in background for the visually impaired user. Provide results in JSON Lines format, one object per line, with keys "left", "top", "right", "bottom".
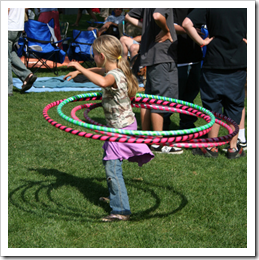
{"left": 64, "top": 35, "right": 154, "bottom": 222}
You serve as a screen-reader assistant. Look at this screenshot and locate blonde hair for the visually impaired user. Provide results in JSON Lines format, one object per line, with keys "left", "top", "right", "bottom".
{"left": 92, "top": 35, "right": 139, "bottom": 97}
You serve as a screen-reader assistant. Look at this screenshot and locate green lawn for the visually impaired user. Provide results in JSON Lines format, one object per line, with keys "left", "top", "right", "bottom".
{"left": 7, "top": 13, "right": 248, "bottom": 251}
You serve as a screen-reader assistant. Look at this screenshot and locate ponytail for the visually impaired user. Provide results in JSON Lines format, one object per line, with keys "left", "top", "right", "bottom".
{"left": 117, "top": 57, "right": 139, "bottom": 97}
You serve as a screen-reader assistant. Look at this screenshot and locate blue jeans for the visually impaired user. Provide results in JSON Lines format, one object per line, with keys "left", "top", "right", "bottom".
{"left": 8, "top": 31, "right": 32, "bottom": 94}
{"left": 103, "top": 157, "right": 131, "bottom": 215}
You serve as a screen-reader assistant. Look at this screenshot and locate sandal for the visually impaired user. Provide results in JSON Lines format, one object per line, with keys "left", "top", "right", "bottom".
{"left": 101, "top": 214, "right": 130, "bottom": 222}
{"left": 99, "top": 197, "right": 110, "bottom": 203}
{"left": 21, "top": 73, "right": 37, "bottom": 93}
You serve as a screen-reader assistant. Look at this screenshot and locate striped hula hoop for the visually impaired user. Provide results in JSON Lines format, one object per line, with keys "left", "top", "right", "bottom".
{"left": 57, "top": 92, "right": 215, "bottom": 137}
{"left": 70, "top": 101, "right": 238, "bottom": 147}
{"left": 43, "top": 93, "right": 239, "bottom": 148}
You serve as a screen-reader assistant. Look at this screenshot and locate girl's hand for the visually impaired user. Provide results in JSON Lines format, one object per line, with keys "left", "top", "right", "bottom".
{"left": 63, "top": 70, "right": 80, "bottom": 81}
{"left": 67, "top": 61, "right": 82, "bottom": 71}
{"left": 243, "top": 38, "right": 247, "bottom": 44}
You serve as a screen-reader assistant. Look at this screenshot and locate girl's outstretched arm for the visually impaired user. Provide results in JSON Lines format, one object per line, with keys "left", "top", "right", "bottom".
{"left": 64, "top": 63, "right": 106, "bottom": 81}
{"left": 67, "top": 62, "right": 115, "bottom": 88}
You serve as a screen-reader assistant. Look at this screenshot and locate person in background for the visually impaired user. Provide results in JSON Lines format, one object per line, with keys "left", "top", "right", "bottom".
{"left": 87, "top": 8, "right": 124, "bottom": 38}
{"left": 182, "top": 8, "right": 247, "bottom": 159}
{"left": 72, "top": 8, "right": 99, "bottom": 27}
{"left": 8, "top": 8, "right": 37, "bottom": 96}
{"left": 126, "top": 8, "right": 183, "bottom": 155}
{"left": 37, "top": 8, "right": 62, "bottom": 48}
{"left": 173, "top": 8, "right": 203, "bottom": 130}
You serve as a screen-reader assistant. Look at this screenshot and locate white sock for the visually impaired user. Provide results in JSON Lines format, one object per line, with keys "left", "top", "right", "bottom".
{"left": 238, "top": 129, "right": 246, "bottom": 143}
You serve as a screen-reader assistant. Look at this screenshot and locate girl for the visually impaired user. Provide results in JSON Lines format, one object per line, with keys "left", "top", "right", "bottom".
{"left": 64, "top": 35, "right": 154, "bottom": 222}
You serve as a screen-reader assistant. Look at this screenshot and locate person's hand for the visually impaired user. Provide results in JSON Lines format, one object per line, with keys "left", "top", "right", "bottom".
{"left": 67, "top": 61, "right": 82, "bottom": 71}
{"left": 243, "top": 38, "right": 247, "bottom": 44}
{"left": 87, "top": 26, "right": 96, "bottom": 31}
{"left": 155, "top": 30, "right": 173, "bottom": 43}
{"left": 63, "top": 70, "right": 80, "bottom": 81}
{"left": 202, "top": 36, "right": 214, "bottom": 46}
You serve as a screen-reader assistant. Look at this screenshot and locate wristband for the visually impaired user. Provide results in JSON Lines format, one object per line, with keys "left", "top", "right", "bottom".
{"left": 200, "top": 44, "right": 205, "bottom": 48}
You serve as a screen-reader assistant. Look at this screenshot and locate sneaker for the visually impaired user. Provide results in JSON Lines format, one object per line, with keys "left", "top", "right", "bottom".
{"left": 192, "top": 147, "right": 218, "bottom": 158}
{"left": 237, "top": 138, "right": 247, "bottom": 151}
{"left": 227, "top": 145, "right": 245, "bottom": 159}
{"left": 101, "top": 214, "right": 130, "bottom": 222}
{"left": 222, "top": 145, "right": 230, "bottom": 153}
{"left": 222, "top": 139, "right": 247, "bottom": 153}
{"left": 150, "top": 145, "right": 183, "bottom": 154}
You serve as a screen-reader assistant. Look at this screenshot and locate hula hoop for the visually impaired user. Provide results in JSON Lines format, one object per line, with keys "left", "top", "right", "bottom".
{"left": 43, "top": 93, "right": 239, "bottom": 148}
{"left": 56, "top": 92, "right": 216, "bottom": 137}
{"left": 71, "top": 102, "right": 212, "bottom": 142}
{"left": 70, "top": 101, "right": 238, "bottom": 146}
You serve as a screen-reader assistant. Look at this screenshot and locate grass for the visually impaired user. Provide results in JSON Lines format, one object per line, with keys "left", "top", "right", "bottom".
{"left": 7, "top": 13, "right": 248, "bottom": 250}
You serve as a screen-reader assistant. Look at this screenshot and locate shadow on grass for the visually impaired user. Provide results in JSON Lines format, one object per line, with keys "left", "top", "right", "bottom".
{"left": 9, "top": 168, "right": 188, "bottom": 222}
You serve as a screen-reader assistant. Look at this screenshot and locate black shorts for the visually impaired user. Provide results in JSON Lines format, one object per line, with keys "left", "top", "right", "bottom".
{"left": 200, "top": 69, "right": 246, "bottom": 124}
{"left": 145, "top": 62, "right": 178, "bottom": 113}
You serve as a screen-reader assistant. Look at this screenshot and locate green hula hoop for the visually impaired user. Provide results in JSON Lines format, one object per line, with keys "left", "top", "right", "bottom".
{"left": 57, "top": 92, "right": 215, "bottom": 137}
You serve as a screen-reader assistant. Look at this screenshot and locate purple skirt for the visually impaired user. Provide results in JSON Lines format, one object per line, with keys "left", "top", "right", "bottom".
{"left": 102, "top": 119, "right": 154, "bottom": 167}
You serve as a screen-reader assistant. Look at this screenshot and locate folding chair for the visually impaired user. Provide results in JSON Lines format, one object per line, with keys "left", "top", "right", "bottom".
{"left": 67, "top": 29, "right": 97, "bottom": 68}
{"left": 17, "top": 18, "right": 67, "bottom": 75}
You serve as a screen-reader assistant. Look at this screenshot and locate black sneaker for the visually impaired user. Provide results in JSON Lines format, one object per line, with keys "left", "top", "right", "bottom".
{"left": 192, "top": 147, "right": 218, "bottom": 158}
{"left": 237, "top": 138, "right": 247, "bottom": 151}
{"left": 227, "top": 145, "right": 245, "bottom": 159}
{"left": 150, "top": 145, "right": 183, "bottom": 154}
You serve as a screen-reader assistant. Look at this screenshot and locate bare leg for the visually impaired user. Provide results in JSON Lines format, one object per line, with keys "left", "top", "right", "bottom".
{"left": 129, "top": 44, "right": 140, "bottom": 59}
{"left": 239, "top": 107, "right": 245, "bottom": 129}
{"left": 208, "top": 122, "right": 220, "bottom": 139}
{"left": 86, "top": 8, "right": 98, "bottom": 22}
{"left": 229, "top": 125, "right": 239, "bottom": 150}
{"left": 151, "top": 112, "right": 164, "bottom": 131}
{"left": 141, "top": 108, "right": 151, "bottom": 131}
{"left": 72, "top": 9, "right": 83, "bottom": 26}
{"left": 120, "top": 36, "right": 135, "bottom": 59}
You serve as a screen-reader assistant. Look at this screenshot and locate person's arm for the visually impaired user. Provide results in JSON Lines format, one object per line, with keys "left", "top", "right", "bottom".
{"left": 64, "top": 67, "right": 106, "bottom": 81}
{"left": 125, "top": 13, "right": 142, "bottom": 28}
{"left": 182, "top": 17, "right": 214, "bottom": 46}
{"left": 66, "top": 62, "right": 115, "bottom": 88}
{"left": 174, "top": 24, "right": 186, "bottom": 35}
{"left": 153, "top": 12, "right": 172, "bottom": 43}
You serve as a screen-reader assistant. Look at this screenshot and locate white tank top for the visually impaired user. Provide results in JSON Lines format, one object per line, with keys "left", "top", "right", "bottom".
{"left": 8, "top": 8, "right": 25, "bottom": 31}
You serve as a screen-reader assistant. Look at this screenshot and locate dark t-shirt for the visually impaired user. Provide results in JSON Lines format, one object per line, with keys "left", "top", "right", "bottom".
{"left": 173, "top": 8, "right": 202, "bottom": 64}
{"left": 187, "top": 8, "right": 247, "bottom": 69}
{"left": 128, "top": 8, "right": 178, "bottom": 66}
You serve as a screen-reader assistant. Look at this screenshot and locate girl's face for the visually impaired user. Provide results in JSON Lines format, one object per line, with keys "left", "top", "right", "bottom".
{"left": 93, "top": 48, "right": 104, "bottom": 67}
